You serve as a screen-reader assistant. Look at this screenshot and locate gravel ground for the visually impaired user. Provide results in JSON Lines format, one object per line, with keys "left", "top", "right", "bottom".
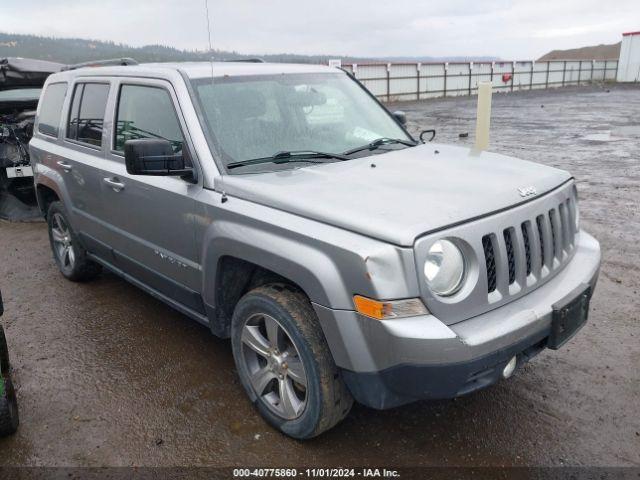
{"left": 0, "top": 84, "right": 638, "bottom": 468}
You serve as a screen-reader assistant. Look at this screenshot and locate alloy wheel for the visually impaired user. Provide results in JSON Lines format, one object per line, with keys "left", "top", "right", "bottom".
{"left": 51, "top": 213, "right": 76, "bottom": 272}
{"left": 240, "top": 313, "right": 308, "bottom": 420}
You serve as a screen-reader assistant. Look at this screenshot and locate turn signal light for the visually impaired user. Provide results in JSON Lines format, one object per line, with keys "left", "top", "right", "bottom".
{"left": 353, "top": 295, "right": 429, "bottom": 320}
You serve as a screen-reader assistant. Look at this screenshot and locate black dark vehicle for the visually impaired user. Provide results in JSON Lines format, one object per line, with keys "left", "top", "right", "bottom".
{"left": 1, "top": 57, "right": 63, "bottom": 220}
{"left": 0, "top": 289, "right": 19, "bottom": 436}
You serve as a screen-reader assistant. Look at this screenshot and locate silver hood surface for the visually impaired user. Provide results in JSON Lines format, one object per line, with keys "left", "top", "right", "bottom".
{"left": 218, "top": 143, "right": 572, "bottom": 246}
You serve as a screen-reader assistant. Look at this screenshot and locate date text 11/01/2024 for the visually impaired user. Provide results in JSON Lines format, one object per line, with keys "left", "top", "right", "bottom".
{"left": 233, "top": 468, "right": 400, "bottom": 477}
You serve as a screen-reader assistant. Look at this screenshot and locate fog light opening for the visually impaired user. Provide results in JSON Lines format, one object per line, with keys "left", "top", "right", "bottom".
{"left": 502, "top": 356, "right": 517, "bottom": 379}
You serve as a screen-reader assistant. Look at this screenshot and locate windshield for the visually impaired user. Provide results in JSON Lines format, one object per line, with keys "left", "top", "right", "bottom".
{"left": 0, "top": 88, "right": 42, "bottom": 102}
{"left": 190, "top": 73, "right": 412, "bottom": 172}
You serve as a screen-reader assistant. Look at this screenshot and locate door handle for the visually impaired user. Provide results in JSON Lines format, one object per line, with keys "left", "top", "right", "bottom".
{"left": 103, "top": 177, "right": 125, "bottom": 192}
{"left": 57, "top": 161, "right": 72, "bottom": 172}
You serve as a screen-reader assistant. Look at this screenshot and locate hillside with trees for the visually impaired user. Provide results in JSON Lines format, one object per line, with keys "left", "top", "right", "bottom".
{"left": 0, "top": 32, "right": 497, "bottom": 65}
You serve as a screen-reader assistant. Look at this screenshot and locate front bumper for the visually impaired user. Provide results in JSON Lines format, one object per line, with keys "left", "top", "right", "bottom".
{"left": 313, "top": 230, "right": 600, "bottom": 409}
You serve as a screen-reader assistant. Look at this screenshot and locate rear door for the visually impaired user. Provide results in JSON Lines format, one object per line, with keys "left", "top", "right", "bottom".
{"left": 60, "top": 80, "right": 112, "bottom": 246}
{"left": 99, "top": 78, "right": 203, "bottom": 313}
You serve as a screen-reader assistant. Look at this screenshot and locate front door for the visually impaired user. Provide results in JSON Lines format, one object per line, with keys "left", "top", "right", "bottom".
{"left": 99, "top": 79, "right": 203, "bottom": 313}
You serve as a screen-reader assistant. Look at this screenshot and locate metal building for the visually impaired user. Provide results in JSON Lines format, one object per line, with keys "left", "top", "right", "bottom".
{"left": 617, "top": 31, "right": 640, "bottom": 82}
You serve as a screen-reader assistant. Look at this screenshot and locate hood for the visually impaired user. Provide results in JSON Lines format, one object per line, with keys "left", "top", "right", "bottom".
{"left": 0, "top": 57, "right": 64, "bottom": 89}
{"left": 217, "top": 143, "right": 572, "bottom": 246}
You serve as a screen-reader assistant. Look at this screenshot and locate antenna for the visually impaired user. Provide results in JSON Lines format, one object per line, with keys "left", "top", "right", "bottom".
{"left": 204, "top": 0, "right": 214, "bottom": 81}
{"left": 204, "top": 0, "right": 225, "bottom": 188}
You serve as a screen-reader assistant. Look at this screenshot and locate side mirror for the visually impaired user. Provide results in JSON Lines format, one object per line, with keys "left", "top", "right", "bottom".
{"left": 392, "top": 110, "right": 407, "bottom": 126}
{"left": 419, "top": 129, "right": 436, "bottom": 142}
{"left": 124, "top": 139, "right": 195, "bottom": 181}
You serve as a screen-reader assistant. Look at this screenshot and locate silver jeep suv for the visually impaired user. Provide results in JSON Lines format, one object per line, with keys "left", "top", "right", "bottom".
{"left": 30, "top": 61, "right": 601, "bottom": 439}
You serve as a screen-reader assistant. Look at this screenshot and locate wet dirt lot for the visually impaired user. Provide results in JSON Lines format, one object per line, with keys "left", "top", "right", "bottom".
{"left": 0, "top": 84, "right": 639, "bottom": 468}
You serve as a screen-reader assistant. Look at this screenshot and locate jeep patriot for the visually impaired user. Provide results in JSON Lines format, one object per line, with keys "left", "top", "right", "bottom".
{"left": 29, "top": 61, "right": 601, "bottom": 438}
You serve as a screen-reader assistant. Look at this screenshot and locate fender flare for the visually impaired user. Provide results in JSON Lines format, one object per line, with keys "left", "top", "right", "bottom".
{"left": 201, "top": 219, "right": 353, "bottom": 333}
{"left": 34, "top": 167, "right": 68, "bottom": 215}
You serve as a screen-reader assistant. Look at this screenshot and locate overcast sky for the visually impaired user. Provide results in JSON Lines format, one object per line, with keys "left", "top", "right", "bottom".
{"left": 3, "top": 0, "right": 639, "bottom": 59}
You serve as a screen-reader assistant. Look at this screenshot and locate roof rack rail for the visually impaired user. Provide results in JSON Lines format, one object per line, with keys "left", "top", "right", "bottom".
{"left": 62, "top": 58, "right": 139, "bottom": 71}
{"left": 223, "top": 58, "right": 266, "bottom": 63}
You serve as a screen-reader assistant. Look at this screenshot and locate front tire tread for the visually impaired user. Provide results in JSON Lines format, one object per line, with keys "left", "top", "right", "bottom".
{"left": 231, "top": 283, "right": 353, "bottom": 439}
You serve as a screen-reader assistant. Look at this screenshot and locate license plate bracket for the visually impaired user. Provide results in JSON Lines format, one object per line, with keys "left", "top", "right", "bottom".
{"left": 6, "top": 166, "right": 34, "bottom": 178}
{"left": 549, "top": 284, "right": 591, "bottom": 349}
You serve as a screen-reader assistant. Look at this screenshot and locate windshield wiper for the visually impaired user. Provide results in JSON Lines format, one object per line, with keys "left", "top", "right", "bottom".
{"left": 227, "top": 150, "right": 349, "bottom": 170}
{"left": 342, "top": 137, "right": 417, "bottom": 156}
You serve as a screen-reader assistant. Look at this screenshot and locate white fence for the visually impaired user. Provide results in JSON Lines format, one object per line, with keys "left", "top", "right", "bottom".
{"left": 340, "top": 60, "right": 619, "bottom": 102}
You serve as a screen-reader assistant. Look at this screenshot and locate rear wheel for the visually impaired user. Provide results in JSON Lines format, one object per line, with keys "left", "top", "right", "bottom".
{"left": 231, "top": 284, "right": 353, "bottom": 439}
{"left": 47, "top": 202, "right": 101, "bottom": 282}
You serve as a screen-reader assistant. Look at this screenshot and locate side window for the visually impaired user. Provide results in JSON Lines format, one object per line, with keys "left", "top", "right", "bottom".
{"left": 37, "top": 83, "right": 67, "bottom": 137}
{"left": 114, "top": 85, "right": 184, "bottom": 153}
{"left": 66, "top": 83, "right": 110, "bottom": 147}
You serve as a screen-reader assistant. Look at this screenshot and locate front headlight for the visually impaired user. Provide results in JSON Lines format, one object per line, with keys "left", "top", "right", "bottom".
{"left": 424, "top": 239, "right": 465, "bottom": 296}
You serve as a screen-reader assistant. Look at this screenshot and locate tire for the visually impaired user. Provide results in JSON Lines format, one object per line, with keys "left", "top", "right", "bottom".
{"left": 0, "top": 375, "right": 19, "bottom": 436}
{"left": 47, "top": 201, "right": 101, "bottom": 282}
{"left": 231, "top": 284, "right": 353, "bottom": 439}
{"left": 0, "top": 326, "right": 9, "bottom": 376}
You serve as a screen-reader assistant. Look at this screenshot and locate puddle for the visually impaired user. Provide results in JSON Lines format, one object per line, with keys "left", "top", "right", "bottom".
{"left": 582, "top": 125, "right": 640, "bottom": 142}
{"left": 582, "top": 132, "right": 617, "bottom": 142}
{"left": 613, "top": 125, "right": 640, "bottom": 137}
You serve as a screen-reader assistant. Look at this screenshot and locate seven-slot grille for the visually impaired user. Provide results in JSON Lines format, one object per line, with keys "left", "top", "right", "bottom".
{"left": 481, "top": 196, "right": 577, "bottom": 295}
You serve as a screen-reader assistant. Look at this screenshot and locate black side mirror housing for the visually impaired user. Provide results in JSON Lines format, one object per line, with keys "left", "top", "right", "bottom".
{"left": 392, "top": 110, "right": 407, "bottom": 126}
{"left": 419, "top": 129, "right": 436, "bottom": 142}
{"left": 124, "top": 139, "right": 195, "bottom": 182}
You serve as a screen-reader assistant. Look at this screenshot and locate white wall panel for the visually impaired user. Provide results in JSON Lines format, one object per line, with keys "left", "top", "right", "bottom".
{"left": 617, "top": 33, "right": 640, "bottom": 82}
{"left": 343, "top": 58, "right": 619, "bottom": 101}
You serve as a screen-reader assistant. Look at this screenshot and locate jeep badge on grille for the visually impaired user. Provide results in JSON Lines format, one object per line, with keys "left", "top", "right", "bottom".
{"left": 518, "top": 186, "right": 537, "bottom": 198}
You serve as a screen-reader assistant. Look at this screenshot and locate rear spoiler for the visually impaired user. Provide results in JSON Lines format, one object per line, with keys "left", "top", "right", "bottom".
{"left": 223, "top": 58, "right": 266, "bottom": 63}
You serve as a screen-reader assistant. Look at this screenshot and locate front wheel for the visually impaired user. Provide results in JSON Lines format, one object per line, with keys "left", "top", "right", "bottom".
{"left": 231, "top": 284, "right": 353, "bottom": 439}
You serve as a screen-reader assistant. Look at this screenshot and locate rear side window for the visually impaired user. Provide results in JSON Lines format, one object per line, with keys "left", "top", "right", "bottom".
{"left": 38, "top": 83, "right": 67, "bottom": 137}
{"left": 114, "top": 85, "right": 184, "bottom": 153}
{"left": 67, "top": 83, "right": 110, "bottom": 147}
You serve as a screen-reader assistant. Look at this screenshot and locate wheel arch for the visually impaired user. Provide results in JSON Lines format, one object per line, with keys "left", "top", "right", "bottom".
{"left": 35, "top": 183, "right": 61, "bottom": 218}
{"left": 202, "top": 222, "right": 351, "bottom": 338}
{"left": 35, "top": 172, "right": 66, "bottom": 217}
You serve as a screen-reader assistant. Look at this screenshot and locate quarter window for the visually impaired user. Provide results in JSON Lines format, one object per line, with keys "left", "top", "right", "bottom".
{"left": 67, "top": 83, "right": 110, "bottom": 147}
{"left": 37, "top": 83, "right": 67, "bottom": 137}
{"left": 114, "top": 85, "right": 184, "bottom": 153}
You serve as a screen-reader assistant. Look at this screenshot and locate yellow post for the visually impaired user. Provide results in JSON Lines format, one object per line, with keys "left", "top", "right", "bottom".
{"left": 475, "top": 81, "right": 493, "bottom": 151}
